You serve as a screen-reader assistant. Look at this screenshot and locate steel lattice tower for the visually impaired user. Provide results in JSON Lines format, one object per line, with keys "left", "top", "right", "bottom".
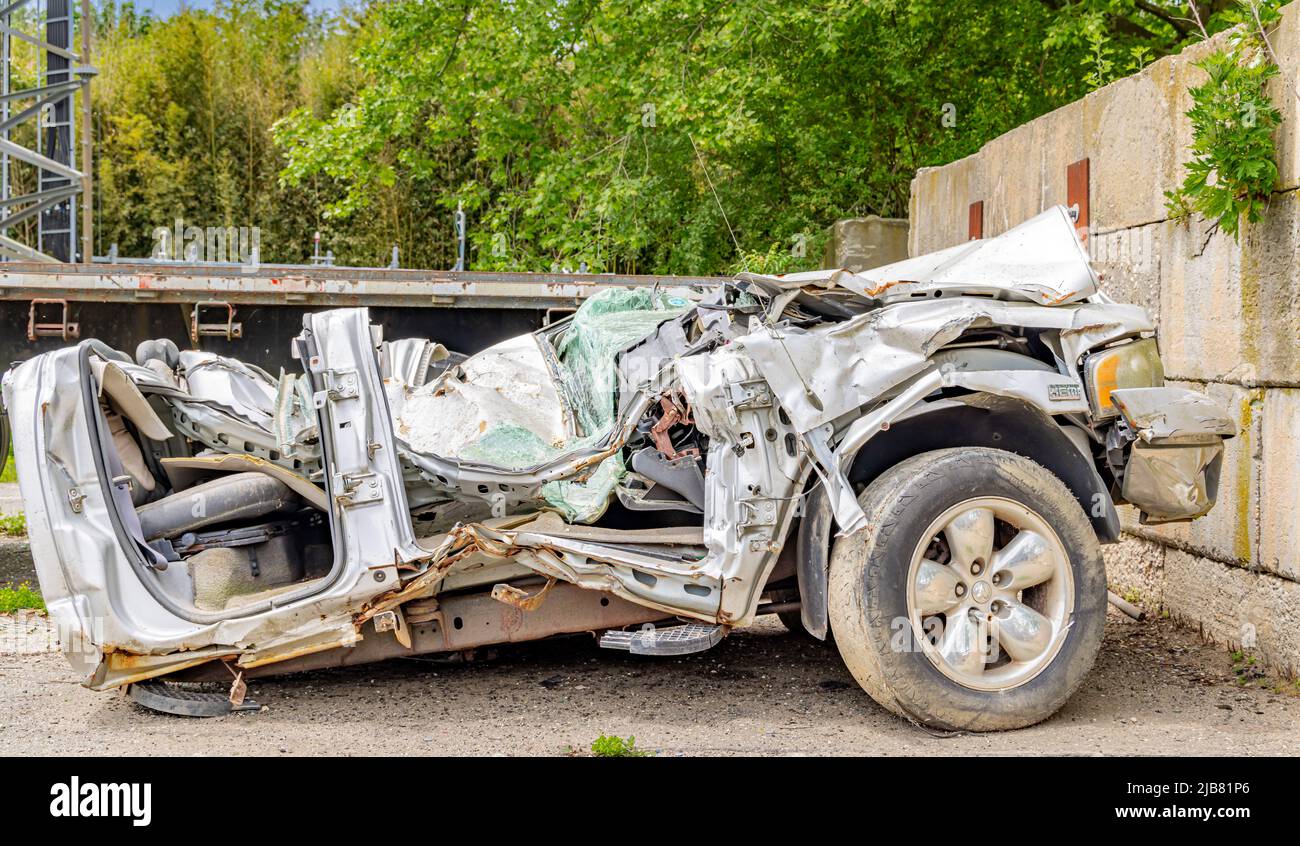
{"left": 0, "top": 0, "right": 91, "bottom": 262}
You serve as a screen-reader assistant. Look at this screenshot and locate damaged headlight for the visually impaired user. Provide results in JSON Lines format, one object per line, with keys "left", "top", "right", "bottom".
{"left": 1082, "top": 338, "right": 1164, "bottom": 420}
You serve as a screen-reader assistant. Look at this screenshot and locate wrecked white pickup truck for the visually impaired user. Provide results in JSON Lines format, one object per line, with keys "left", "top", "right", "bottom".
{"left": 2, "top": 206, "right": 1236, "bottom": 730}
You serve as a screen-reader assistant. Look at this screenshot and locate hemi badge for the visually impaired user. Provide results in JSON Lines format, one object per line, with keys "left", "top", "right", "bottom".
{"left": 1048, "top": 382, "right": 1082, "bottom": 401}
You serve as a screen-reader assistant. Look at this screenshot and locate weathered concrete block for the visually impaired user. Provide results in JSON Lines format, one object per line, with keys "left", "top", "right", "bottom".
{"left": 1153, "top": 29, "right": 1236, "bottom": 201}
{"left": 909, "top": 153, "right": 979, "bottom": 255}
{"left": 1268, "top": 3, "right": 1300, "bottom": 191}
{"left": 1089, "top": 220, "right": 1161, "bottom": 323}
{"left": 1027, "top": 98, "right": 1087, "bottom": 228}
{"left": 1084, "top": 66, "right": 1178, "bottom": 232}
{"left": 1237, "top": 198, "right": 1300, "bottom": 386}
{"left": 821, "top": 216, "right": 909, "bottom": 272}
{"left": 1157, "top": 218, "right": 1250, "bottom": 384}
{"left": 1259, "top": 388, "right": 1300, "bottom": 580}
{"left": 1157, "top": 202, "right": 1300, "bottom": 388}
{"left": 1164, "top": 548, "right": 1300, "bottom": 675}
{"left": 1102, "top": 534, "right": 1166, "bottom": 609}
{"left": 1124, "top": 380, "right": 1261, "bottom": 568}
{"left": 978, "top": 118, "right": 1046, "bottom": 238}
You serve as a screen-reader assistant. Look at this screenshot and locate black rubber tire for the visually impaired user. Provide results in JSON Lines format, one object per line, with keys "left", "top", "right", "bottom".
{"left": 776, "top": 609, "right": 834, "bottom": 644}
{"left": 776, "top": 609, "right": 805, "bottom": 634}
{"left": 827, "top": 447, "right": 1106, "bottom": 732}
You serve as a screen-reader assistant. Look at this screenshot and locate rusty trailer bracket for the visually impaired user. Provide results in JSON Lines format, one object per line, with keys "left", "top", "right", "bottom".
{"left": 190, "top": 300, "right": 242, "bottom": 344}
{"left": 27, "top": 298, "right": 79, "bottom": 341}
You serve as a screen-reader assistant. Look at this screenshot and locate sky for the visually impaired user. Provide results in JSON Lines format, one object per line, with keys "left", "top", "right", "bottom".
{"left": 128, "top": 0, "right": 347, "bottom": 16}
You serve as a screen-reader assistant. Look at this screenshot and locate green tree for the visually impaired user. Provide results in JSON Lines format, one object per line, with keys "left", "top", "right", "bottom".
{"left": 276, "top": 1, "right": 1254, "bottom": 274}
{"left": 92, "top": 0, "right": 365, "bottom": 261}
{"left": 83, "top": 1, "right": 1273, "bottom": 271}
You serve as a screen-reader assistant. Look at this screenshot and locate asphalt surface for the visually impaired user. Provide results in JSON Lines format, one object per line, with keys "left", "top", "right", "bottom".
{"left": 1, "top": 609, "right": 1296, "bottom": 756}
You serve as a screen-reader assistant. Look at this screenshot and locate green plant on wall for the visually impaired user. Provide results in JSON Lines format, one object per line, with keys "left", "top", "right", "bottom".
{"left": 1165, "top": 3, "right": 1284, "bottom": 240}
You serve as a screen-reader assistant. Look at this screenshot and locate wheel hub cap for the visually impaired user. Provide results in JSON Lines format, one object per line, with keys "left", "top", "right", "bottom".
{"left": 905, "top": 497, "right": 1075, "bottom": 692}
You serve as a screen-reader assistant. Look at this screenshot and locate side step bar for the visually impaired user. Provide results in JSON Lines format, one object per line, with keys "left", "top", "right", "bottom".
{"left": 129, "top": 681, "right": 261, "bottom": 717}
{"left": 599, "top": 624, "right": 724, "bottom": 656}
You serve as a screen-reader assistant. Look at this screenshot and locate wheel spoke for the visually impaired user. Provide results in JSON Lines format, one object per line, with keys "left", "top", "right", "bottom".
{"left": 943, "top": 507, "right": 995, "bottom": 571}
{"left": 994, "top": 599, "right": 1054, "bottom": 662}
{"left": 909, "top": 496, "right": 1075, "bottom": 690}
{"left": 991, "top": 530, "right": 1057, "bottom": 591}
{"left": 914, "top": 559, "right": 963, "bottom": 615}
{"left": 939, "top": 611, "right": 987, "bottom": 677}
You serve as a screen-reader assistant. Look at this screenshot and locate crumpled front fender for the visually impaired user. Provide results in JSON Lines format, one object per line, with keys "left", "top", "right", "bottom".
{"left": 1111, "top": 387, "right": 1236, "bottom": 524}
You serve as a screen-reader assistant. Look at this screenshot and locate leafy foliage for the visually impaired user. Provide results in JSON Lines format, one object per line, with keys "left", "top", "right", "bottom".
{"left": 0, "top": 582, "right": 44, "bottom": 613}
{"left": 1164, "top": 3, "right": 1284, "bottom": 239}
{"left": 85, "top": 1, "right": 1269, "bottom": 272}
{"left": 590, "top": 733, "right": 649, "bottom": 757}
{"left": 271, "top": 0, "right": 1159, "bottom": 273}
{"left": 91, "top": 0, "right": 369, "bottom": 262}
{"left": 0, "top": 514, "right": 24, "bottom": 538}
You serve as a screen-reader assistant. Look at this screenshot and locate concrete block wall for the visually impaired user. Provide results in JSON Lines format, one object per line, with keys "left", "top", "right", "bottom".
{"left": 909, "top": 5, "right": 1300, "bottom": 674}
{"left": 822, "top": 216, "right": 910, "bottom": 272}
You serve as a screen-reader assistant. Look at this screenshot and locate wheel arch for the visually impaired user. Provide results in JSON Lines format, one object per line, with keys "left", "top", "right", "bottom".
{"left": 793, "top": 393, "right": 1119, "bottom": 641}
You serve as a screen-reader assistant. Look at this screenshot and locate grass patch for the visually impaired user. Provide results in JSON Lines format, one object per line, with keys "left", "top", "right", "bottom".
{"left": 1231, "top": 649, "right": 1272, "bottom": 688}
{"left": 0, "top": 458, "right": 14, "bottom": 483}
{"left": 0, "top": 513, "right": 25, "bottom": 537}
{"left": 0, "top": 582, "right": 44, "bottom": 613}
{"left": 590, "top": 734, "right": 650, "bottom": 757}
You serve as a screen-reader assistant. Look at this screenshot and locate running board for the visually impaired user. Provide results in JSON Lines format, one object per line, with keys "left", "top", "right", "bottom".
{"left": 129, "top": 680, "right": 261, "bottom": 717}
{"left": 599, "top": 624, "right": 724, "bottom": 656}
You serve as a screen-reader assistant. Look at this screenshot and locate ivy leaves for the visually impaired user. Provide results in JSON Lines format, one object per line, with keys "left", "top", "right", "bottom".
{"left": 1164, "top": 5, "right": 1284, "bottom": 240}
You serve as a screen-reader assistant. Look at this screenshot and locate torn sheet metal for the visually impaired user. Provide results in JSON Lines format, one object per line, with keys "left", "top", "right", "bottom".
{"left": 179, "top": 351, "right": 279, "bottom": 427}
{"left": 149, "top": 350, "right": 324, "bottom": 475}
{"left": 395, "top": 287, "right": 688, "bottom": 522}
{"left": 399, "top": 334, "right": 569, "bottom": 467}
{"left": 383, "top": 337, "right": 449, "bottom": 388}
{"left": 1110, "top": 387, "right": 1238, "bottom": 442}
{"left": 675, "top": 344, "right": 809, "bottom": 623}
{"left": 742, "top": 206, "right": 1097, "bottom": 306}
{"left": 740, "top": 298, "right": 1149, "bottom": 435}
{"left": 846, "top": 206, "right": 1097, "bottom": 304}
{"left": 362, "top": 511, "right": 717, "bottom": 625}
{"left": 1122, "top": 441, "right": 1224, "bottom": 523}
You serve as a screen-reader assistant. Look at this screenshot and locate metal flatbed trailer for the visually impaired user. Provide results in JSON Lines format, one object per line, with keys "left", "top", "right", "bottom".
{"left": 0, "top": 262, "right": 726, "bottom": 460}
{"left": 0, "top": 261, "right": 725, "bottom": 367}
{"left": 0, "top": 262, "right": 722, "bottom": 309}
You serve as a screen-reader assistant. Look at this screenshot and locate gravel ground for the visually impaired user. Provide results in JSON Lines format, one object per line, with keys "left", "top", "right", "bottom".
{"left": 1, "top": 608, "right": 1297, "bottom": 756}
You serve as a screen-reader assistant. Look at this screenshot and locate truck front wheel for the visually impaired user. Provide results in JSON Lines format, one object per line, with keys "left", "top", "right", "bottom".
{"left": 827, "top": 447, "right": 1106, "bottom": 731}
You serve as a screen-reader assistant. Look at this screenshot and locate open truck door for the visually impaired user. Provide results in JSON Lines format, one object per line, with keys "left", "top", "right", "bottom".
{"left": 0, "top": 308, "right": 423, "bottom": 689}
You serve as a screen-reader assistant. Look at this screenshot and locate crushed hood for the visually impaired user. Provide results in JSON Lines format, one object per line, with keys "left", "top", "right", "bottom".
{"left": 745, "top": 205, "right": 1098, "bottom": 306}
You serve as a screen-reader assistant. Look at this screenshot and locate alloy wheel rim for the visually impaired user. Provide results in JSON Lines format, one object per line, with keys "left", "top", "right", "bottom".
{"left": 905, "top": 496, "right": 1074, "bottom": 691}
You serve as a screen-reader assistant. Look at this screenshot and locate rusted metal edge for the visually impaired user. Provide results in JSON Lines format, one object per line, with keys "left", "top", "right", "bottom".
{"left": 0, "top": 263, "right": 730, "bottom": 310}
